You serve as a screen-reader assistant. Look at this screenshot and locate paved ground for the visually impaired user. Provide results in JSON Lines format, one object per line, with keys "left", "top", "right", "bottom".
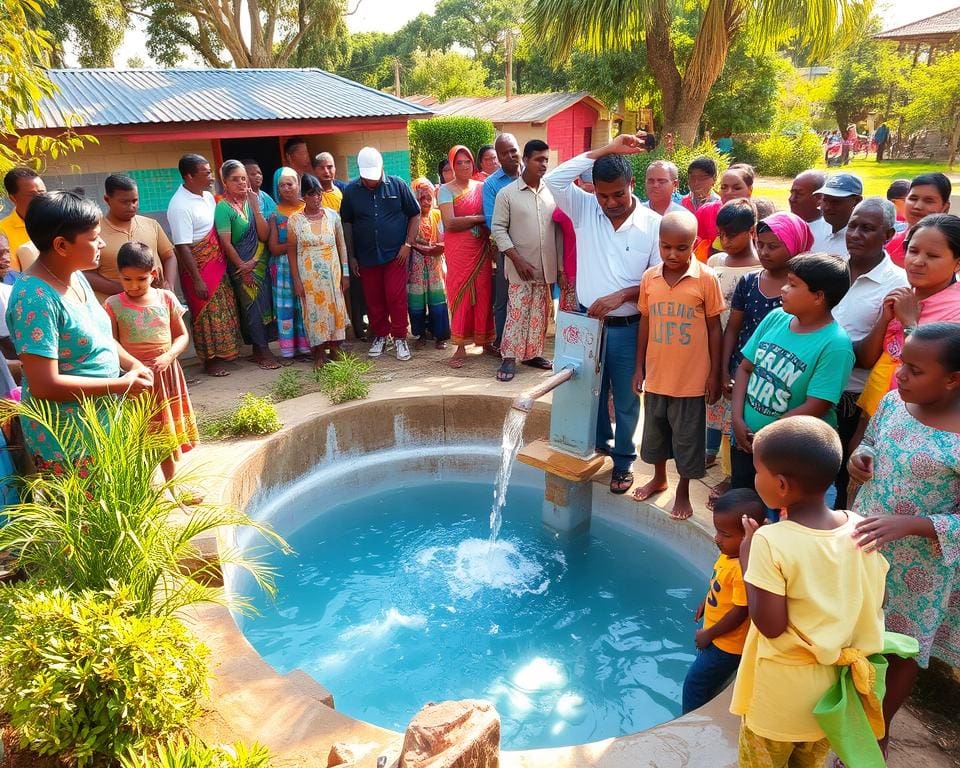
{"left": 187, "top": 338, "right": 959, "bottom": 768}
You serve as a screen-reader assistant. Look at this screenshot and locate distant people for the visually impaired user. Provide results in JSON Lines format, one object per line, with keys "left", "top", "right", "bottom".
{"left": 341, "top": 147, "right": 420, "bottom": 362}
{"left": 831, "top": 198, "right": 907, "bottom": 508}
{"left": 311, "top": 152, "right": 345, "bottom": 211}
{"left": 437, "top": 158, "right": 454, "bottom": 186}
{"left": 643, "top": 160, "right": 685, "bottom": 216}
{"left": 681, "top": 156, "right": 719, "bottom": 213}
{"left": 554, "top": 169, "right": 594, "bottom": 312}
{"left": 104, "top": 241, "right": 197, "bottom": 485}
{"left": 545, "top": 133, "right": 661, "bottom": 495}
{"left": 483, "top": 133, "right": 522, "bottom": 349}
{"left": 681, "top": 489, "right": 766, "bottom": 714}
{"left": 167, "top": 153, "right": 242, "bottom": 377}
{"left": 811, "top": 173, "right": 863, "bottom": 259}
{"left": 632, "top": 210, "right": 725, "bottom": 520}
{"left": 0, "top": 167, "right": 46, "bottom": 270}
{"left": 886, "top": 178, "right": 911, "bottom": 230}
{"left": 491, "top": 139, "right": 559, "bottom": 382}
{"left": 694, "top": 163, "right": 755, "bottom": 261}
{"left": 408, "top": 178, "right": 450, "bottom": 349}
{"left": 215, "top": 159, "right": 278, "bottom": 370}
{"left": 730, "top": 416, "right": 888, "bottom": 768}
{"left": 475, "top": 144, "right": 499, "bottom": 180}
{"left": 841, "top": 123, "right": 857, "bottom": 165}
{"left": 886, "top": 173, "right": 952, "bottom": 266}
{"left": 283, "top": 136, "right": 312, "bottom": 177}
{"left": 788, "top": 169, "right": 829, "bottom": 244}
{"left": 267, "top": 167, "right": 311, "bottom": 361}
{"left": 287, "top": 174, "right": 350, "bottom": 369}
{"left": 440, "top": 145, "right": 496, "bottom": 368}
{"left": 90, "top": 174, "right": 177, "bottom": 303}
{"left": 243, "top": 159, "right": 276, "bottom": 219}
{"left": 7, "top": 192, "right": 153, "bottom": 473}
{"left": 731, "top": 254, "right": 854, "bottom": 496}
{"left": 873, "top": 121, "right": 890, "bottom": 162}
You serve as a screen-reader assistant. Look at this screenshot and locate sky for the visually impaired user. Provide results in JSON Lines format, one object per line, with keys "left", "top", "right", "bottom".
{"left": 112, "top": 0, "right": 960, "bottom": 68}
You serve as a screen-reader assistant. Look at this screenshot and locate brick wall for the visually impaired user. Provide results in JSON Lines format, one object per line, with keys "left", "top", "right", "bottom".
{"left": 309, "top": 128, "right": 412, "bottom": 182}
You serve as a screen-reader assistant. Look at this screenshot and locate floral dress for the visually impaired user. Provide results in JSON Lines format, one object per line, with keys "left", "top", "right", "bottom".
{"left": 5, "top": 273, "right": 120, "bottom": 473}
{"left": 288, "top": 209, "right": 349, "bottom": 347}
{"left": 853, "top": 390, "right": 960, "bottom": 667}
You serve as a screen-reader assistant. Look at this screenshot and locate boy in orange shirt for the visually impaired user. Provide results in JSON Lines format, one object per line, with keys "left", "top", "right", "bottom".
{"left": 682, "top": 488, "right": 766, "bottom": 713}
{"left": 632, "top": 210, "right": 725, "bottom": 519}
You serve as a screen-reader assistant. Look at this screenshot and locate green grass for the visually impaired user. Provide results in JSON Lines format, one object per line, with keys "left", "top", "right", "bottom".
{"left": 753, "top": 158, "right": 959, "bottom": 211}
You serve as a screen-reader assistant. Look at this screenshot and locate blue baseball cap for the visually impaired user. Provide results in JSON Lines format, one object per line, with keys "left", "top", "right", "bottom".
{"left": 815, "top": 173, "right": 863, "bottom": 198}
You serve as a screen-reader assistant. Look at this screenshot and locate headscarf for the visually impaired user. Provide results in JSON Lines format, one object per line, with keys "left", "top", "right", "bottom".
{"left": 411, "top": 177, "right": 434, "bottom": 197}
{"left": 272, "top": 166, "right": 298, "bottom": 202}
{"left": 447, "top": 145, "right": 476, "bottom": 179}
{"left": 759, "top": 211, "right": 815, "bottom": 256}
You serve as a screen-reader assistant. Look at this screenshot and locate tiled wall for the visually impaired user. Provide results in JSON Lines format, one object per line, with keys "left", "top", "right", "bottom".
{"left": 346, "top": 149, "right": 411, "bottom": 182}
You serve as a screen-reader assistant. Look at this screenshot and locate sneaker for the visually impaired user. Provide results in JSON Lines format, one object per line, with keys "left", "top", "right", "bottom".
{"left": 395, "top": 338, "right": 412, "bottom": 361}
{"left": 368, "top": 336, "right": 387, "bottom": 357}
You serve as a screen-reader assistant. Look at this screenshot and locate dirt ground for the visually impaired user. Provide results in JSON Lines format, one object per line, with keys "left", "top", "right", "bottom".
{"left": 184, "top": 338, "right": 960, "bottom": 768}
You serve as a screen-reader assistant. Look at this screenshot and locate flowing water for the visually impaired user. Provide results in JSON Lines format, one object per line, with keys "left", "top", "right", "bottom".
{"left": 489, "top": 408, "right": 528, "bottom": 542}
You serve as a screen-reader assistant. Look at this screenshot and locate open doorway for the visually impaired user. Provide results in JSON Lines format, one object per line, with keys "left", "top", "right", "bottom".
{"left": 219, "top": 137, "right": 283, "bottom": 197}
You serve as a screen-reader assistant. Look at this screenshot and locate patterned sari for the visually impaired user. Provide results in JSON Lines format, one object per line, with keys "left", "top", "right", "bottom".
{"left": 272, "top": 200, "right": 311, "bottom": 357}
{"left": 179, "top": 228, "right": 242, "bottom": 362}
{"left": 408, "top": 187, "right": 450, "bottom": 341}
{"left": 439, "top": 158, "right": 494, "bottom": 347}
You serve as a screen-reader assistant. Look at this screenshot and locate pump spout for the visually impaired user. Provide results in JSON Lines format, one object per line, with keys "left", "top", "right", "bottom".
{"left": 511, "top": 365, "right": 576, "bottom": 413}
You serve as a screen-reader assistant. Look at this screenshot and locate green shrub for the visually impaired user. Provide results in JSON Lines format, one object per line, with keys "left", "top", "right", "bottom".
{"left": 205, "top": 393, "right": 283, "bottom": 438}
{"left": 121, "top": 737, "right": 273, "bottom": 768}
{"left": 270, "top": 369, "right": 303, "bottom": 402}
{"left": 408, "top": 116, "right": 495, "bottom": 180}
{"left": 628, "top": 141, "right": 731, "bottom": 200}
{"left": 0, "top": 396, "right": 286, "bottom": 617}
{"left": 0, "top": 585, "right": 209, "bottom": 767}
{"left": 732, "top": 131, "right": 822, "bottom": 177}
{"left": 314, "top": 353, "right": 373, "bottom": 405}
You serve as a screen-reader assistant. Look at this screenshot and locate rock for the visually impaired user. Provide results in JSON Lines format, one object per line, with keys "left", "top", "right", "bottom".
{"left": 399, "top": 700, "right": 500, "bottom": 768}
{"left": 328, "top": 742, "right": 360, "bottom": 766}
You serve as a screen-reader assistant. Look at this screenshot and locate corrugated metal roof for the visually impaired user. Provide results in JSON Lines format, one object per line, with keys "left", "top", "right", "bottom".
{"left": 433, "top": 92, "right": 603, "bottom": 123}
{"left": 22, "top": 68, "right": 432, "bottom": 130}
{"left": 875, "top": 6, "right": 960, "bottom": 39}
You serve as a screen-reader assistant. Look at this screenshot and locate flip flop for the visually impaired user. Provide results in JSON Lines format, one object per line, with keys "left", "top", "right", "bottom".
{"left": 276, "top": 358, "right": 295, "bottom": 367}
{"left": 435, "top": 340, "right": 448, "bottom": 350}
{"left": 496, "top": 360, "right": 516, "bottom": 382}
{"left": 448, "top": 356, "right": 466, "bottom": 369}
{"left": 610, "top": 469, "right": 634, "bottom": 494}
{"left": 205, "top": 367, "right": 230, "bottom": 378}
{"left": 522, "top": 357, "right": 553, "bottom": 370}
{"left": 255, "top": 359, "right": 282, "bottom": 370}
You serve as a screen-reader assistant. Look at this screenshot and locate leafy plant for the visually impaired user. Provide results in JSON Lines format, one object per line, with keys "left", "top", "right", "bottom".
{"left": 408, "top": 115, "right": 495, "bottom": 180}
{"left": 0, "top": 395, "right": 287, "bottom": 617}
{"left": 314, "top": 353, "right": 373, "bottom": 405}
{"left": 733, "top": 130, "right": 822, "bottom": 177}
{"left": 270, "top": 369, "right": 304, "bottom": 402}
{"left": 203, "top": 393, "right": 283, "bottom": 438}
{"left": 628, "top": 141, "right": 731, "bottom": 199}
{"left": 121, "top": 736, "right": 273, "bottom": 768}
{"left": 0, "top": 584, "right": 209, "bottom": 767}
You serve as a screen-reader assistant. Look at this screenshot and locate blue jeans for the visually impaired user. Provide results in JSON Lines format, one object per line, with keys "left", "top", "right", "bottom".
{"left": 706, "top": 427, "right": 722, "bottom": 453}
{"left": 596, "top": 321, "right": 640, "bottom": 473}
{"left": 682, "top": 641, "right": 742, "bottom": 714}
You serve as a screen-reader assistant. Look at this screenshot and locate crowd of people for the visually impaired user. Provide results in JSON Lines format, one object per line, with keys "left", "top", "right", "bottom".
{"left": 0, "top": 126, "right": 957, "bottom": 766}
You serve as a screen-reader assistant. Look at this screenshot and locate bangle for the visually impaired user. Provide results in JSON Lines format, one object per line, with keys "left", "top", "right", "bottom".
{"left": 904, "top": 325, "right": 917, "bottom": 337}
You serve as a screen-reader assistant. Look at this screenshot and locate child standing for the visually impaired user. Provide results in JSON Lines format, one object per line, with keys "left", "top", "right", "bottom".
{"left": 105, "top": 241, "right": 198, "bottom": 484}
{"left": 732, "top": 416, "right": 888, "bottom": 768}
{"left": 705, "top": 200, "right": 760, "bottom": 477}
{"left": 682, "top": 488, "right": 766, "bottom": 714}
{"left": 731, "top": 253, "right": 854, "bottom": 494}
{"left": 632, "top": 211, "right": 725, "bottom": 520}
{"left": 849, "top": 322, "right": 960, "bottom": 756}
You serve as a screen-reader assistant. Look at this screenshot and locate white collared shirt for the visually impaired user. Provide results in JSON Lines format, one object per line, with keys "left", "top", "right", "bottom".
{"left": 166, "top": 185, "right": 217, "bottom": 245}
{"left": 832, "top": 253, "right": 909, "bottom": 392}
{"left": 811, "top": 220, "right": 849, "bottom": 260}
{"left": 643, "top": 199, "right": 687, "bottom": 216}
{"left": 545, "top": 153, "right": 661, "bottom": 316}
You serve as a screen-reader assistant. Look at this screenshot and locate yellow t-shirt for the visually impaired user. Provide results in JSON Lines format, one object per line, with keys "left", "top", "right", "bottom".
{"left": 0, "top": 211, "right": 30, "bottom": 270}
{"left": 730, "top": 512, "right": 888, "bottom": 742}
{"left": 321, "top": 186, "right": 343, "bottom": 213}
{"left": 704, "top": 553, "right": 749, "bottom": 655}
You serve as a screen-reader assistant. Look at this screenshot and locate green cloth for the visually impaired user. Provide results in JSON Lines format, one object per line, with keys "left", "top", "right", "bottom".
{"left": 813, "top": 631, "right": 919, "bottom": 768}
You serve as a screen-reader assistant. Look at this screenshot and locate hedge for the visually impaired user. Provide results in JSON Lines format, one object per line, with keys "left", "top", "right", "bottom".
{"left": 731, "top": 132, "right": 823, "bottom": 177}
{"left": 408, "top": 116, "right": 496, "bottom": 182}
{"left": 628, "top": 141, "right": 731, "bottom": 201}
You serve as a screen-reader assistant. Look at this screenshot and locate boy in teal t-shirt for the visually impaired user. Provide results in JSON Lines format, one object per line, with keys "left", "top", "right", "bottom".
{"left": 731, "top": 254, "right": 854, "bottom": 491}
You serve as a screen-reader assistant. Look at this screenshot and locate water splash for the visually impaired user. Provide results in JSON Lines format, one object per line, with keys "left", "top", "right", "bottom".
{"left": 490, "top": 408, "right": 528, "bottom": 542}
{"left": 415, "top": 538, "right": 548, "bottom": 600}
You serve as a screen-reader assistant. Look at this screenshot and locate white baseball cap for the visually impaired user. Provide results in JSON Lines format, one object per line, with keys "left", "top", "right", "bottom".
{"left": 357, "top": 147, "right": 383, "bottom": 181}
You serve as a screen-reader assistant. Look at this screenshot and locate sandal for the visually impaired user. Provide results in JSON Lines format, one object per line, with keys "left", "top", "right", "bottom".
{"left": 496, "top": 360, "right": 516, "bottom": 382}
{"left": 435, "top": 339, "right": 448, "bottom": 350}
{"left": 522, "top": 356, "right": 553, "bottom": 370}
{"left": 610, "top": 469, "right": 634, "bottom": 494}
{"left": 448, "top": 355, "right": 466, "bottom": 369}
{"left": 204, "top": 365, "right": 230, "bottom": 378}
{"left": 255, "top": 358, "right": 282, "bottom": 370}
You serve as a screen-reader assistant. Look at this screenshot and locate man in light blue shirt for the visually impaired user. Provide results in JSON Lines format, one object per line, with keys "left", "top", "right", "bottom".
{"left": 482, "top": 133, "right": 521, "bottom": 347}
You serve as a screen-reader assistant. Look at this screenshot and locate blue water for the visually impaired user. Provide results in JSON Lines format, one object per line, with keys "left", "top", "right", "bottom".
{"left": 232, "top": 478, "right": 703, "bottom": 750}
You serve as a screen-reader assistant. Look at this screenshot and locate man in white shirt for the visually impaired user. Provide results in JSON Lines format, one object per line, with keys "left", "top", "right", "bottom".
{"left": 789, "top": 169, "right": 831, "bottom": 242}
{"left": 642, "top": 161, "right": 687, "bottom": 217}
{"left": 811, "top": 173, "right": 863, "bottom": 260}
{"left": 167, "top": 153, "right": 242, "bottom": 377}
{"left": 831, "top": 197, "right": 907, "bottom": 506}
{"left": 545, "top": 133, "right": 661, "bottom": 494}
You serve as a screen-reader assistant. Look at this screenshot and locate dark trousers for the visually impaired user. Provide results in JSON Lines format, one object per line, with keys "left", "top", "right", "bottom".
{"left": 682, "top": 642, "right": 742, "bottom": 714}
{"left": 493, "top": 251, "right": 509, "bottom": 345}
{"left": 876, "top": 142, "right": 887, "bottom": 162}
{"left": 731, "top": 444, "right": 755, "bottom": 491}
{"left": 360, "top": 258, "right": 408, "bottom": 340}
{"left": 834, "top": 393, "right": 862, "bottom": 509}
{"left": 348, "top": 272, "right": 368, "bottom": 340}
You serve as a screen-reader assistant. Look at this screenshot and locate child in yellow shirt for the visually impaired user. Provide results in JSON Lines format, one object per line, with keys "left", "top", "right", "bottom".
{"left": 682, "top": 488, "right": 766, "bottom": 713}
{"left": 731, "top": 415, "right": 888, "bottom": 767}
